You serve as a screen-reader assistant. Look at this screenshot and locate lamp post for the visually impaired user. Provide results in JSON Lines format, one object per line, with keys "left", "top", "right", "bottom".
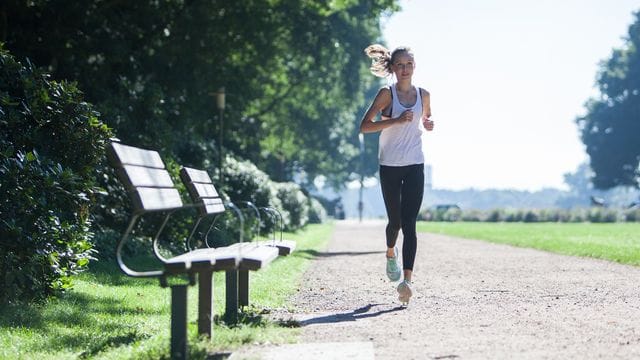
{"left": 215, "top": 87, "right": 225, "bottom": 186}
{"left": 358, "top": 133, "right": 364, "bottom": 222}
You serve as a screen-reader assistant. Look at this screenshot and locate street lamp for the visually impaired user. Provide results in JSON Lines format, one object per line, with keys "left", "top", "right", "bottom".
{"left": 215, "top": 87, "right": 225, "bottom": 186}
{"left": 358, "top": 133, "right": 364, "bottom": 222}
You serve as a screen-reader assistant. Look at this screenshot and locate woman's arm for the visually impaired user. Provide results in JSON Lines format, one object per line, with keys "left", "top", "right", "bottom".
{"left": 421, "top": 88, "right": 434, "bottom": 131}
{"left": 359, "top": 88, "right": 412, "bottom": 133}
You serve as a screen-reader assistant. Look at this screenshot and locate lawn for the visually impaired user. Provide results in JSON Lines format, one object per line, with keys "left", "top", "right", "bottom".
{"left": 0, "top": 223, "right": 334, "bottom": 359}
{"left": 417, "top": 222, "right": 640, "bottom": 266}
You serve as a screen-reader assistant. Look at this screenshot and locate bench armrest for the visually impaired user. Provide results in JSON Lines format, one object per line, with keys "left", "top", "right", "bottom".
{"left": 187, "top": 201, "right": 245, "bottom": 250}
{"left": 117, "top": 203, "right": 200, "bottom": 278}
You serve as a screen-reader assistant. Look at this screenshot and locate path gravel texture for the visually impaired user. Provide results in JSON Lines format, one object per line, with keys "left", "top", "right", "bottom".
{"left": 231, "top": 220, "right": 640, "bottom": 359}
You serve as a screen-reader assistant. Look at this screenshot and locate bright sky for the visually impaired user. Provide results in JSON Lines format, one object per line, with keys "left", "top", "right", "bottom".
{"left": 382, "top": 0, "right": 639, "bottom": 191}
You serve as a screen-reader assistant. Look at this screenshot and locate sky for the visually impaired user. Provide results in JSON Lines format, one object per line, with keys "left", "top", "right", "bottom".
{"left": 381, "top": 0, "right": 639, "bottom": 191}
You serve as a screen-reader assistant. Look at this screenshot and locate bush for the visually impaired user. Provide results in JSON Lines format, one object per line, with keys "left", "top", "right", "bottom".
{"left": 0, "top": 46, "right": 112, "bottom": 303}
{"left": 625, "top": 208, "right": 640, "bottom": 222}
{"left": 486, "top": 209, "right": 504, "bottom": 222}
{"left": 308, "top": 197, "right": 328, "bottom": 224}
{"left": 522, "top": 210, "right": 539, "bottom": 223}
{"left": 274, "top": 182, "right": 310, "bottom": 231}
{"left": 587, "top": 207, "right": 620, "bottom": 223}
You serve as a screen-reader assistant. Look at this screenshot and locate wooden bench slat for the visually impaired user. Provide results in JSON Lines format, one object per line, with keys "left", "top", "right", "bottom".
{"left": 133, "top": 187, "right": 183, "bottom": 211}
{"left": 255, "top": 240, "right": 297, "bottom": 256}
{"left": 180, "top": 167, "right": 213, "bottom": 184}
{"left": 202, "top": 198, "right": 225, "bottom": 214}
{"left": 109, "top": 142, "right": 165, "bottom": 168}
{"left": 165, "top": 246, "right": 244, "bottom": 272}
{"left": 117, "top": 165, "right": 174, "bottom": 189}
{"left": 239, "top": 245, "right": 279, "bottom": 271}
{"left": 191, "top": 182, "right": 219, "bottom": 198}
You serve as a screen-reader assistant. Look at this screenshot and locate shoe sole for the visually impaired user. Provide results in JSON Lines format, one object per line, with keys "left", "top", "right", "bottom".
{"left": 398, "top": 284, "right": 412, "bottom": 305}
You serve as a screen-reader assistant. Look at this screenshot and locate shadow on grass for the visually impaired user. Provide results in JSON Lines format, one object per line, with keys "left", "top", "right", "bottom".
{"left": 83, "top": 255, "right": 163, "bottom": 287}
{"left": 0, "top": 271, "right": 165, "bottom": 356}
{"left": 293, "top": 249, "right": 384, "bottom": 260}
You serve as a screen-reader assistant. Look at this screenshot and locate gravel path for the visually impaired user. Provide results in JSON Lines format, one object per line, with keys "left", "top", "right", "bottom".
{"left": 233, "top": 220, "right": 640, "bottom": 359}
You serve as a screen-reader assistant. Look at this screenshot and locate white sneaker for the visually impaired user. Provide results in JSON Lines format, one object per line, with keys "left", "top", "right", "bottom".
{"left": 385, "top": 246, "right": 401, "bottom": 282}
{"left": 397, "top": 280, "right": 413, "bottom": 305}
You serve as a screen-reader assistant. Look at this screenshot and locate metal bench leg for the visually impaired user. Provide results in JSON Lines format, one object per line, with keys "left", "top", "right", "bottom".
{"left": 239, "top": 270, "right": 249, "bottom": 308}
{"left": 198, "top": 270, "right": 214, "bottom": 337}
{"left": 225, "top": 270, "right": 238, "bottom": 324}
{"left": 171, "top": 284, "right": 189, "bottom": 360}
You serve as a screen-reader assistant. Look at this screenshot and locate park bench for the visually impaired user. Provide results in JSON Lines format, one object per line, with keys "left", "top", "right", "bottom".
{"left": 179, "top": 167, "right": 296, "bottom": 257}
{"left": 106, "top": 141, "right": 279, "bottom": 359}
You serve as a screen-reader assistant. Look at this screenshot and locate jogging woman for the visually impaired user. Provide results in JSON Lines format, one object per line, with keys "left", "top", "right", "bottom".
{"left": 359, "top": 44, "right": 434, "bottom": 305}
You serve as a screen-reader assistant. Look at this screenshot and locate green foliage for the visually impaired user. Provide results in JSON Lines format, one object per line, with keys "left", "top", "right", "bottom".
{"left": 0, "top": 46, "right": 112, "bottom": 303}
{"left": 222, "top": 155, "right": 278, "bottom": 212}
{"left": 274, "top": 182, "right": 310, "bottom": 231}
{"left": 1, "top": 0, "right": 399, "bottom": 190}
{"left": 308, "top": 197, "right": 328, "bottom": 224}
{"left": 419, "top": 206, "right": 639, "bottom": 223}
{"left": 220, "top": 154, "right": 316, "bottom": 232}
{"left": 577, "top": 10, "right": 640, "bottom": 189}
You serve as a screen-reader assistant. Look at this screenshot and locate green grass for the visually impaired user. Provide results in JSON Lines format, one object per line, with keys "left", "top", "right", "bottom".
{"left": 0, "top": 223, "right": 334, "bottom": 359}
{"left": 418, "top": 222, "right": 640, "bottom": 266}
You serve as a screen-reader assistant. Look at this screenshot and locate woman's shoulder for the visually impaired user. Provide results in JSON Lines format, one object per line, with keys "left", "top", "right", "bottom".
{"left": 376, "top": 85, "right": 393, "bottom": 99}
{"left": 418, "top": 87, "right": 430, "bottom": 97}
{"left": 378, "top": 85, "right": 393, "bottom": 93}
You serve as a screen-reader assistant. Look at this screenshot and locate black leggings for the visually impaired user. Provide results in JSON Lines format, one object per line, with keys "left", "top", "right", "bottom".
{"left": 379, "top": 164, "right": 424, "bottom": 271}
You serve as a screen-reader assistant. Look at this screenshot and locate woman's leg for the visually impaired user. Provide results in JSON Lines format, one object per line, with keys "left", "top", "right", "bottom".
{"left": 379, "top": 165, "right": 403, "bottom": 253}
{"left": 399, "top": 164, "right": 424, "bottom": 281}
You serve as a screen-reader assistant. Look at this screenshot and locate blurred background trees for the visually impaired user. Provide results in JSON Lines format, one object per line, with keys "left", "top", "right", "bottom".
{"left": 0, "top": 0, "right": 398, "bottom": 302}
{"left": 578, "top": 10, "right": 640, "bottom": 190}
{"left": 1, "top": 0, "right": 395, "bottom": 188}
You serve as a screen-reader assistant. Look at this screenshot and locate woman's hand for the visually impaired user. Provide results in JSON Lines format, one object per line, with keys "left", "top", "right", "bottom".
{"left": 396, "top": 110, "right": 414, "bottom": 124}
{"left": 422, "top": 116, "right": 434, "bottom": 131}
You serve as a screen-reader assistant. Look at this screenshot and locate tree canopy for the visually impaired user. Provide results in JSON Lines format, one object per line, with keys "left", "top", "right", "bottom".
{"left": 1, "top": 0, "right": 396, "bottom": 189}
{"left": 577, "top": 10, "right": 640, "bottom": 189}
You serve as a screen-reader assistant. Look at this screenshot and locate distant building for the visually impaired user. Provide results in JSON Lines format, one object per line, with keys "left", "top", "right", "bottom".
{"left": 424, "top": 164, "right": 433, "bottom": 191}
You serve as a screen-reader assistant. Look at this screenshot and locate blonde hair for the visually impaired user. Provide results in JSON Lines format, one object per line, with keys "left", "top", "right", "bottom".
{"left": 364, "top": 44, "right": 413, "bottom": 78}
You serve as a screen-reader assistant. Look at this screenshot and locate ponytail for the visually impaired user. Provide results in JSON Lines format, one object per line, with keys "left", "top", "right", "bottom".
{"left": 364, "top": 44, "right": 415, "bottom": 78}
{"left": 364, "top": 44, "right": 392, "bottom": 78}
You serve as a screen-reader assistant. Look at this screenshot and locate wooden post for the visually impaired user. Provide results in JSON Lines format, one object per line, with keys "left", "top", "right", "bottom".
{"left": 198, "top": 270, "right": 214, "bottom": 337}
{"left": 170, "top": 285, "right": 188, "bottom": 360}
{"left": 239, "top": 270, "right": 249, "bottom": 307}
{"left": 224, "top": 270, "right": 238, "bottom": 324}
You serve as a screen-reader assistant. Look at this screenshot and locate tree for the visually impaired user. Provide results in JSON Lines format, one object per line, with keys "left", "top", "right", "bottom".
{"left": 577, "top": 10, "right": 640, "bottom": 189}
{"left": 1, "top": 0, "right": 398, "bottom": 189}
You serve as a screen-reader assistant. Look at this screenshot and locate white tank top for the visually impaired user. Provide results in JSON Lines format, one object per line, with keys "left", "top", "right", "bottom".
{"left": 378, "top": 84, "right": 425, "bottom": 166}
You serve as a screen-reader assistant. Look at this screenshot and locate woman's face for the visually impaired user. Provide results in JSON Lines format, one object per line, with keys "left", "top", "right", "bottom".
{"left": 391, "top": 52, "right": 415, "bottom": 80}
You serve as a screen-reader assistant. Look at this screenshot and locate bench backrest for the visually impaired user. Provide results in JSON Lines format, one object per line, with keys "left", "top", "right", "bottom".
{"left": 179, "top": 167, "right": 226, "bottom": 216}
{"left": 107, "top": 142, "right": 183, "bottom": 213}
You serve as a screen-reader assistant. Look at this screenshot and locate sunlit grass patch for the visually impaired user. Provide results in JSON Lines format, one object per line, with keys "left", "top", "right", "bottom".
{"left": 0, "top": 223, "right": 334, "bottom": 359}
{"left": 418, "top": 222, "right": 640, "bottom": 266}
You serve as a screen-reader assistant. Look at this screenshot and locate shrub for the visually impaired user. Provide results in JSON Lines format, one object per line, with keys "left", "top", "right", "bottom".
{"left": 522, "top": 210, "right": 539, "bottom": 223}
{"left": 486, "top": 209, "right": 504, "bottom": 222}
{"left": 218, "top": 155, "right": 278, "bottom": 237}
{"left": 503, "top": 209, "right": 523, "bottom": 222}
{"left": 274, "top": 182, "right": 310, "bottom": 231}
{"left": 587, "top": 207, "right": 620, "bottom": 223}
{"left": 308, "top": 197, "right": 328, "bottom": 224}
{"left": 625, "top": 208, "right": 640, "bottom": 222}
{"left": 0, "top": 46, "right": 112, "bottom": 303}
{"left": 460, "top": 209, "right": 483, "bottom": 222}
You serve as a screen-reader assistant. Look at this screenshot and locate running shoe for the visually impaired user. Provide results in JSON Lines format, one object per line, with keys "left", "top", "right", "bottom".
{"left": 386, "top": 246, "right": 401, "bottom": 282}
{"left": 397, "top": 279, "right": 413, "bottom": 305}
